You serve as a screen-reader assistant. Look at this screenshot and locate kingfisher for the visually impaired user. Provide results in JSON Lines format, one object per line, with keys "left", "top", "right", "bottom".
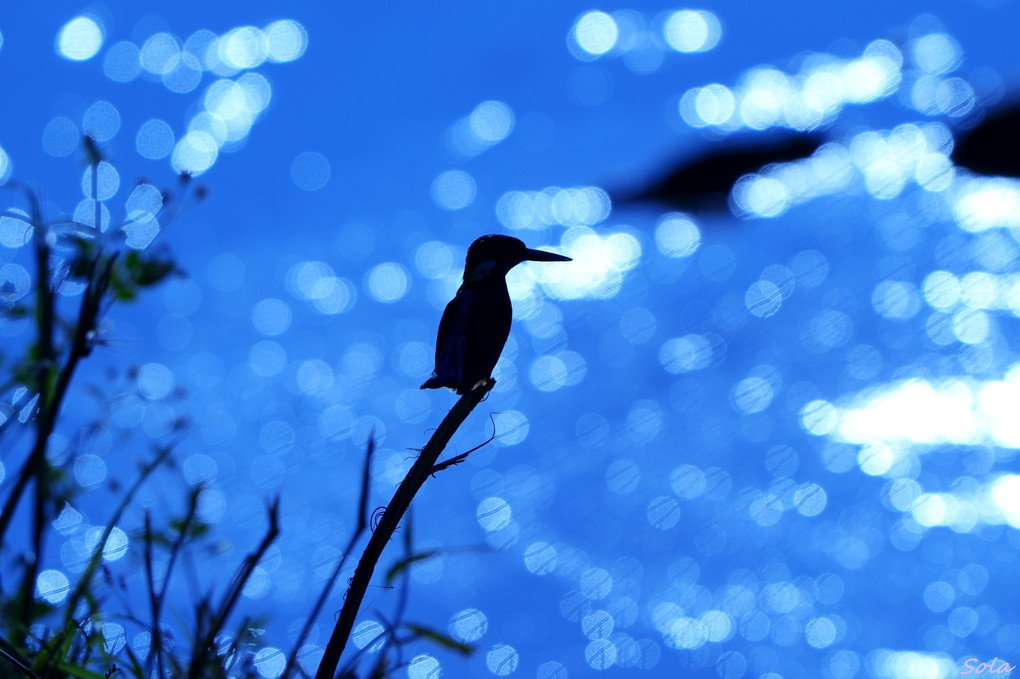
{"left": 421, "top": 234, "right": 571, "bottom": 394}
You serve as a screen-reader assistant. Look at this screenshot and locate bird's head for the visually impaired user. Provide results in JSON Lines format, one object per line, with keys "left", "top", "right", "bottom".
{"left": 463, "top": 234, "right": 571, "bottom": 283}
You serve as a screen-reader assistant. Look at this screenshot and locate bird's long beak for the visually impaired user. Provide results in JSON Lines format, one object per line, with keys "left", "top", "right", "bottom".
{"left": 523, "top": 248, "right": 572, "bottom": 262}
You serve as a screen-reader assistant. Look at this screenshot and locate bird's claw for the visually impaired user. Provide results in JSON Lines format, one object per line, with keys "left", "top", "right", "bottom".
{"left": 471, "top": 378, "right": 496, "bottom": 392}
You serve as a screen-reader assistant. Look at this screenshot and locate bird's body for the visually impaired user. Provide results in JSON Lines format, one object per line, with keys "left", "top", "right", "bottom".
{"left": 421, "top": 235, "right": 571, "bottom": 394}
{"left": 423, "top": 276, "right": 512, "bottom": 393}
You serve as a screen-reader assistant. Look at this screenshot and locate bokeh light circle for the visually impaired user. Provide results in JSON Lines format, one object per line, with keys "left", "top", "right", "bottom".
{"left": 252, "top": 298, "right": 292, "bottom": 336}
{"left": 432, "top": 170, "right": 476, "bottom": 210}
{"left": 450, "top": 609, "right": 489, "bottom": 643}
{"left": 572, "top": 11, "right": 618, "bottom": 57}
{"left": 746, "top": 280, "right": 783, "bottom": 318}
{"left": 172, "top": 131, "right": 219, "bottom": 175}
{"left": 140, "top": 33, "right": 181, "bottom": 75}
{"left": 486, "top": 644, "right": 519, "bottom": 676}
{"left": 103, "top": 41, "right": 141, "bottom": 82}
{"left": 408, "top": 655, "right": 441, "bottom": 679}
{"left": 291, "top": 152, "right": 331, "bottom": 191}
{"left": 36, "top": 569, "right": 70, "bottom": 604}
{"left": 83, "top": 101, "right": 121, "bottom": 142}
{"left": 470, "top": 101, "right": 515, "bottom": 143}
{"left": 264, "top": 20, "right": 308, "bottom": 62}
{"left": 43, "top": 117, "right": 79, "bottom": 157}
{"left": 366, "top": 263, "right": 410, "bottom": 303}
{"left": 57, "top": 16, "right": 103, "bottom": 61}
{"left": 136, "top": 120, "right": 175, "bottom": 160}
{"left": 220, "top": 26, "right": 266, "bottom": 70}
{"left": 663, "top": 10, "right": 721, "bottom": 53}
{"left": 655, "top": 213, "right": 701, "bottom": 257}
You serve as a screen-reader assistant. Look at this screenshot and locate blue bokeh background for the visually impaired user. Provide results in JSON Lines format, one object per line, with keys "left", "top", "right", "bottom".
{"left": 2, "top": 2, "right": 1020, "bottom": 677}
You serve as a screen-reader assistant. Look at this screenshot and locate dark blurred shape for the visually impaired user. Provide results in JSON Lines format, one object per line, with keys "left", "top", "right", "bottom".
{"left": 614, "top": 133, "right": 823, "bottom": 212}
{"left": 952, "top": 101, "right": 1020, "bottom": 177}
{"left": 82, "top": 136, "right": 103, "bottom": 165}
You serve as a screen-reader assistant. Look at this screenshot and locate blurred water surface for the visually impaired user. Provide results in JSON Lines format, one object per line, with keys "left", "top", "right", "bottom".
{"left": 2, "top": 2, "right": 1020, "bottom": 677}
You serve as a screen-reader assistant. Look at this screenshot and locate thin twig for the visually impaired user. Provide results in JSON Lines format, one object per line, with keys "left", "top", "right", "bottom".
{"left": 142, "top": 514, "right": 165, "bottom": 679}
{"left": 358, "top": 429, "right": 375, "bottom": 534}
{"left": 187, "top": 497, "right": 280, "bottom": 679}
{"left": 314, "top": 383, "right": 493, "bottom": 679}
{"left": 0, "top": 635, "right": 43, "bottom": 679}
{"left": 430, "top": 412, "right": 499, "bottom": 474}
{"left": 2, "top": 176, "right": 120, "bottom": 627}
{"left": 282, "top": 433, "right": 376, "bottom": 678}
{"left": 142, "top": 486, "right": 199, "bottom": 679}
{"left": 152, "top": 486, "right": 202, "bottom": 629}
{"left": 61, "top": 445, "right": 175, "bottom": 627}
{"left": 21, "top": 182, "right": 53, "bottom": 628}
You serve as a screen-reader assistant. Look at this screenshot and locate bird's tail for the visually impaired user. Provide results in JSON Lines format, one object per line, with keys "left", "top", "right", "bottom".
{"left": 420, "top": 374, "right": 462, "bottom": 392}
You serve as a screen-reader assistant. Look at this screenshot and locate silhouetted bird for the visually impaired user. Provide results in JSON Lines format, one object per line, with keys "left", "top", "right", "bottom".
{"left": 421, "top": 235, "right": 571, "bottom": 394}
{"left": 614, "top": 132, "right": 822, "bottom": 212}
{"left": 952, "top": 101, "right": 1020, "bottom": 177}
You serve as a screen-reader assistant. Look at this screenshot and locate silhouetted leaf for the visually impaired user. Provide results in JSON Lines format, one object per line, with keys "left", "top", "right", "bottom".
{"left": 3, "top": 304, "right": 29, "bottom": 319}
{"left": 133, "top": 258, "right": 178, "bottom": 287}
{"left": 384, "top": 551, "right": 439, "bottom": 586}
{"left": 56, "top": 661, "right": 107, "bottom": 679}
{"left": 404, "top": 623, "right": 473, "bottom": 656}
{"left": 171, "top": 518, "right": 210, "bottom": 539}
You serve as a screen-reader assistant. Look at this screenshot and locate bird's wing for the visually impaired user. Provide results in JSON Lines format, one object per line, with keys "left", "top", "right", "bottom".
{"left": 422, "top": 289, "right": 468, "bottom": 389}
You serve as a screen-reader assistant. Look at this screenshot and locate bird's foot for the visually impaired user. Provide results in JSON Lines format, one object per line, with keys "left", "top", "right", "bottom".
{"left": 471, "top": 378, "right": 496, "bottom": 392}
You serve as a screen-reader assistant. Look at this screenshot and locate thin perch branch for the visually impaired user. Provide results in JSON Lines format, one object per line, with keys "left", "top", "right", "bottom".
{"left": 314, "top": 383, "right": 493, "bottom": 679}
